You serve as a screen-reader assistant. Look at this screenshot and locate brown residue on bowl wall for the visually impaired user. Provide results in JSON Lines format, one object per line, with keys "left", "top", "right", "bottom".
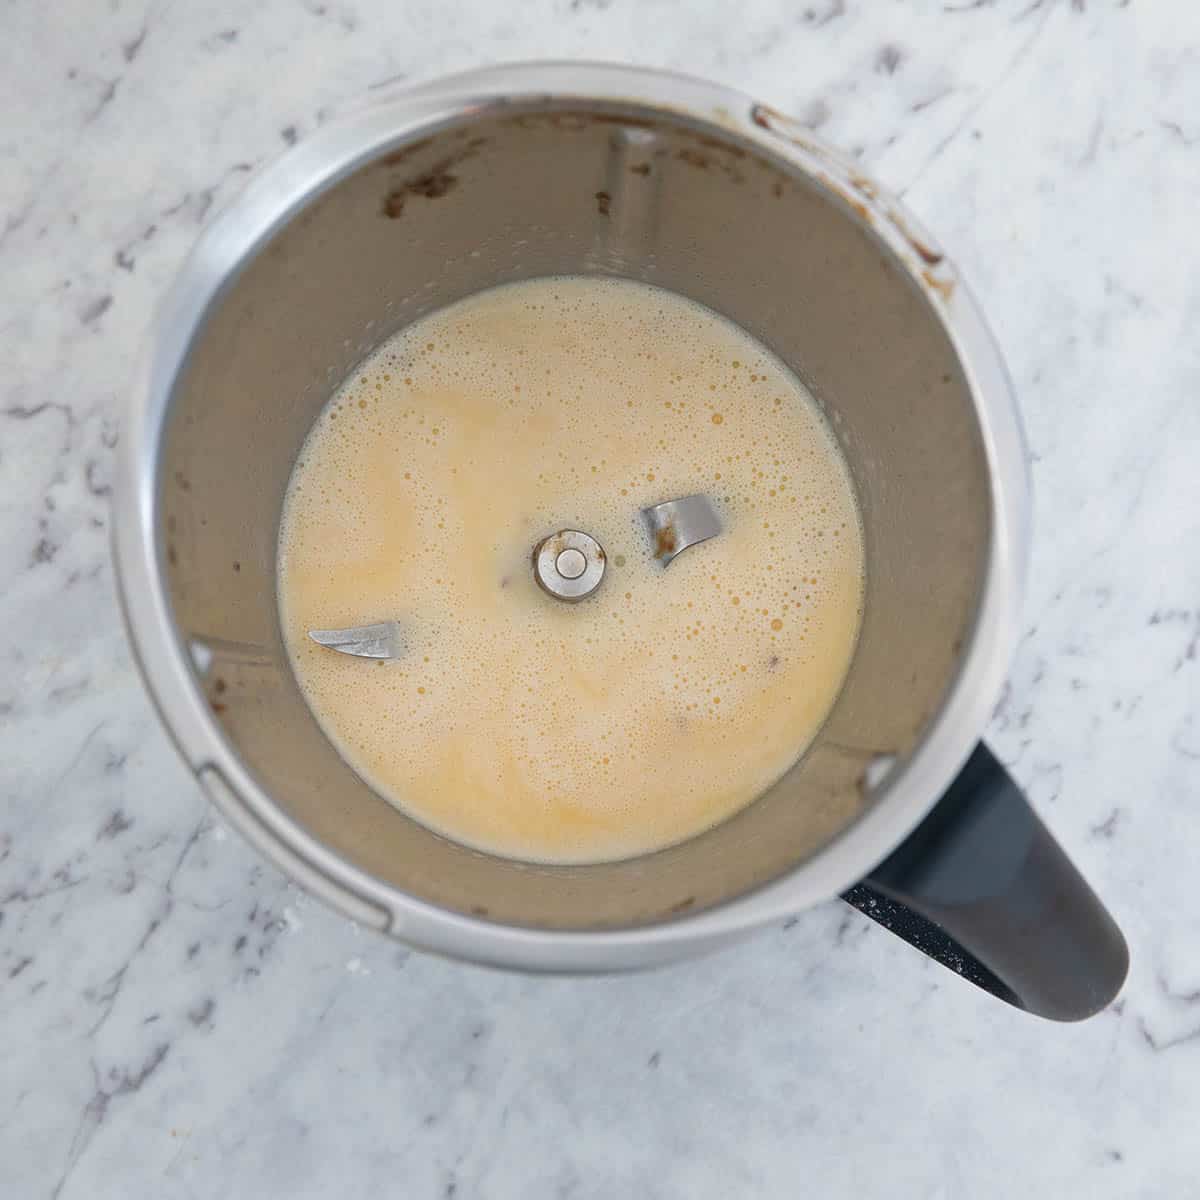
{"left": 378, "top": 138, "right": 488, "bottom": 219}
{"left": 675, "top": 145, "right": 745, "bottom": 184}
{"left": 382, "top": 166, "right": 459, "bottom": 217}
{"left": 408, "top": 169, "right": 459, "bottom": 199}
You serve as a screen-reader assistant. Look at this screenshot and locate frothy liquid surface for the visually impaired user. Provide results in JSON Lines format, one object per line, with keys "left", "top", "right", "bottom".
{"left": 278, "top": 277, "right": 864, "bottom": 864}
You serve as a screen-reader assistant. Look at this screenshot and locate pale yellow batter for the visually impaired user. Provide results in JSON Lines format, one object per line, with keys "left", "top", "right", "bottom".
{"left": 278, "top": 277, "right": 864, "bottom": 864}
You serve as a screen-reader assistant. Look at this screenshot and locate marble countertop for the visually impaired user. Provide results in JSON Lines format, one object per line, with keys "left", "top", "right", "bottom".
{"left": 4, "top": 1, "right": 1198, "bottom": 1196}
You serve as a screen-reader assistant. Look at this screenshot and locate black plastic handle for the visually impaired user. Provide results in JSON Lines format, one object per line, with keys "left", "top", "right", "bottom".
{"left": 842, "top": 742, "right": 1129, "bottom": 1021}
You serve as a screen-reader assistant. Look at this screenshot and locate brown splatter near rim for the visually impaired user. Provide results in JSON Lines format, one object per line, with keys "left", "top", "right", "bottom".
{"left": 751, "top": 101, "right": 824, "bottom": 161}
{"left": 909, "top": 236, "right": 944, "bottom": 267}
{"left": 672, "top": 143, "right": 744, "bottom": 184}
{"left": 408, "top": 170, "right": 458, "bottom": 199}
{"left": 751, "top": 104, "right": 774, "bottom": 131}
{"left": 922, "top": 269, "right": 955, "bottom": 301}
{"left": 883, "top": 206, "right": 944, "bottom": 265}
{"left": 849, "top": 173, "right": 880, "bottom": 201}
{"left": 594, "top": 190, "right": 611, "bottom": 216}
{"left": 629, "top": 162, "right": 652, "bottom": 176}
{"left": 668, "top": 896, "right": 696, "bottom": 914}
{"left": 378, "top": 139, "right": 487, "bottom": 218}
{"left": 653, "top": 523, "right": 678, "bottom": 560}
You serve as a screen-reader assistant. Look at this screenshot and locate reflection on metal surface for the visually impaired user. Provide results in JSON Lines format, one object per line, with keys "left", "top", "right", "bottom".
{"left": 533, "top": 528, "right": 606, "bottom": 601}
{"left": 641, "top": 494, "right": 723, "bottom": 567}
{"left": 863, "top": 753, "right": 899, "bottom": 794}
{"left": 308, "top": 621, "right": 405, "bottom": 659}
{"left": 188, "top": 635, "right": 274, "bottom": 675}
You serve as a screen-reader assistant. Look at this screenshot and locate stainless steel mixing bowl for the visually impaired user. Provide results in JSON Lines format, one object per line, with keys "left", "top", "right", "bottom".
{"left": 113, "top": 63, "right": 1127, "bottom": 1019}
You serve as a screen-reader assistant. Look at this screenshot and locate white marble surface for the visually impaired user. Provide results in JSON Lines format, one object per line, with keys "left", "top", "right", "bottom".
{"left": 3, "top": 1, "right": 1199, "bottom": 1195}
